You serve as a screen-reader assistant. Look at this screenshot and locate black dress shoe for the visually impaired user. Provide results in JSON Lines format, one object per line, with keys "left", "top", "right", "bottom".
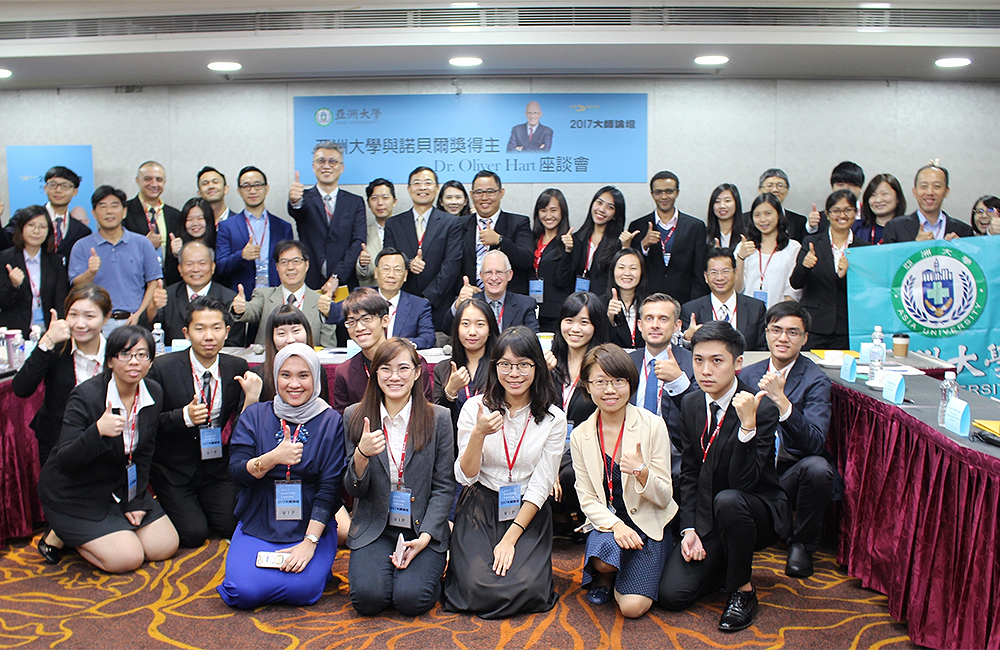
{"left": 37, "top": 529, "right": 63, "bottom": 565}
{"left": 718, "top": 588, "right": 758, "bottom": 632}
{"left": 785, "top": 543, "right": 814, "bottom": 578}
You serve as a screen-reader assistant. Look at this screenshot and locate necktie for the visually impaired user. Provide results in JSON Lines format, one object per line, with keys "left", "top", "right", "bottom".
{"left": 704, "top": 402, "right": 719, "bottom": 450}
{"left": 490, "top": 299, "right": 501, "bottom": 323}
{"left": 190, "top": 293, "right": 198, "bottom": 301}
{"left": 323, "top": 194, "right": 334, "bottom": 218}
{"left": 148, "top": 207, "right": 159, "bottom": 234}
{"left": 643, "top": 359, "right": 659, "bottom": 414}
{"left": 718, "top": 304, "right": 730, "bottom": 323}
{"left": 416, "top": 215, "right": 425, "bottom": 241}
{"left": 287, "top": 293, "right": 297, "bottom": 306}
{"left": 476, "top": 218, "right": 491, "bottom": 289}
{"left": 54, "top": 217, "right": 63, "bottom": 248}
{"left": 528, "top": 127, "right": 534, "bottom": 142}
{"left": 202, "top": 371, "right": 213, "bottom": 426}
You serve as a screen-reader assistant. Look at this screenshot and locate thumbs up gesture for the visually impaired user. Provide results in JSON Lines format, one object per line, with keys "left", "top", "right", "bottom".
{"left": 357, "top": 416, "right": 386, "bottom": 458}
{"left": 88, "top": 248, "right": 102, "bottom": 275}
{"left": 272, "top": 421, "right": 304, "bottom": 466}
{"left": 152, "top": 279, "right": 168, "bottom": 310}
{"left": 242, "top": 233, "right": 261, "bottom": 261}
{"left": 561, "top": 227, "right": 575, "bottom": 252}
{"left": 169, "top": 232, "right": 183, "bottom": 257}
{"left": 640, "top": 220, "right": 660, "bottom": 249}
{"left": 5, "top": 263, "right": 24, "bottom": 288}
{"left": 44, "top": 308, "right": 72, "bottom": 345}
{"left": 186, "top": 394, "right": 209, "bottom": 427}
{"left": 97, "top": 403, "right": 126, "bottom": 438}
{"left": 683, "top": 312, "right": 702, "bottom": 341}
{"left": 916, "top": 223, "right": 935, "bottom": 241}
{"left": 457, "top": 275, "right": 481, "bottom": 305}
{"left": 409, "top": 248, "right": 426, "bottom": 274}
{"left": 235, "top": 370, "right": 263, "bottom": 407}
{"left": 445, "top": 360, "right": 471, "bottom": 396}
{"left": 836, "top": 251, "right": 849, "bottom": 278}
{"left": 357, "top": 242, "right": 371, "bottom": 268}
{"left": 232, "top": 284, "right": 247, "bottom": 315}
{"left": 317, "top": 283, "right": 336, "bottom": 317}
{"left": 619, "top": 441, "right": 645, "bottom": 476}
{"left": 802, "top": 242, "right": 818, "bottom": 269}
{"left": 289, "top": 170, "right": 304, "bottom": 204}
{"left": 732, "top": 390, "right": 765, "bottom": 430}
{"left": 607, "top": 288, "right": 624, "bottom": 320}
{"left": 736, "top": 234, "right": 756, "bottom": 262}
{"left": 619, "top": 228, "right": 641, "bottom": 247}
{"left": 654, "top": 344, "right": 683, "bottom": 382}
{"left": 809, "top": 203, "right": 821, "bottom": 230}
{"left": 473, "top": 403, "right": 503, "bottom": 438}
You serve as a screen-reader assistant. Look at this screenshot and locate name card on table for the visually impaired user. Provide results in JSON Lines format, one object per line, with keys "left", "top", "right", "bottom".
{"left": 859, "top": 342, "right": 873, "bottom": 364}
{"left": 346, "top": 339, "right": 362, "bottom": 358}
{"left": 944, "top": 398, "right": 971, "bottom": 437}
{"left": 840, "top": 355, "right": 857, "bottom": 382}
{"left": 882, "top": 373, "right": 905, "bottom": 404}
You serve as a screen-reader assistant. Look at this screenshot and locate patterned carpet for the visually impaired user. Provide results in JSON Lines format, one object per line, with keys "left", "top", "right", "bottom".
{"left": 0, "top": 532, "right": 915, "bottom": 650}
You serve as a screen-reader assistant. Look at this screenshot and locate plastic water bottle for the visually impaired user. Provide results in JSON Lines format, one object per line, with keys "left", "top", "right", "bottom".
{"left": 152, "top": 323, "right": 166, "bottom": 355}
{"left": 0, "top": 327, "right": 8, "bottom": 371}
{"left": 26, "top": 325, "right": 42, "bottom": 359}
{"left": 869, "top": 326, "right": 885, "bottom": 385}
{"left": 10, "top": 332, "right": 25, "bottom": 369}
{"left": 938, "top": 371, "right": 959, "bottom": 427}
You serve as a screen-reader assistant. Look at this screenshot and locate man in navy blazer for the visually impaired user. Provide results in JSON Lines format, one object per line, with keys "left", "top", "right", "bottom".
{"left": 629, "top": 171, "right": 708, "bottom": 305}
{"left": 287, "top": 142, "right": 367, "bottom": 291}
{"left": 882, "top": 164, "right": 974, "bottom": 243}
{"left": 215, "top": 166, "right": 293, "bottom": 294}
{"left": 445, "top": 250, "right": 538, "bottom": 333}
{"left": 506, "top": 101, "right": 553, "bottom": 152}
{"left": 681, "top": 247, "right": 767, "bottom": 351}
{"left": 461, "top": 171, "right": 535, "bottom": 295}
{"left": 382, "top": 167, "right": 463, "bottom": 332}
{"left": 739, "top": 300, "right": 835, "bottom": 579}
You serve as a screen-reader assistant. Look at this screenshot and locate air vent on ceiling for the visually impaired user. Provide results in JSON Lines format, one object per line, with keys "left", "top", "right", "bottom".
{"left": 1, "top": 6, "right": 998, "bottom": 41}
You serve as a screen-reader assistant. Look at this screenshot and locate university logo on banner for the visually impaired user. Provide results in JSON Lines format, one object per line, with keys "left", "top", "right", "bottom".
{"left": 891, "top": 246, "right": 987, "bottom": 337}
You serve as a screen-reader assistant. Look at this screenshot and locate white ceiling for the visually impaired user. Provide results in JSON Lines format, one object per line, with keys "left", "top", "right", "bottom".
{"left": 1, "top": 1, "right": 999, "bottom": 88}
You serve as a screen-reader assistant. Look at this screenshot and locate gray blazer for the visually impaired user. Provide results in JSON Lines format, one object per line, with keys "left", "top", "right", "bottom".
{"left": 231, "top": 285, "right": 337, "bottom": 348}
{"left": 343, "top": 403, "right": 455, "bottom": 552}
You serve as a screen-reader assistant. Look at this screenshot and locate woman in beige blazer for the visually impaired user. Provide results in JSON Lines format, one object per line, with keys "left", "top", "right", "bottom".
{"left": 570, "top": 343, "right": 677, "bottom": 618}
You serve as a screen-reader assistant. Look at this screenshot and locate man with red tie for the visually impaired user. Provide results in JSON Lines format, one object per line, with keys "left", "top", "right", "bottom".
{"left": 124, "top": 161, "right": 181, "bottom": 267}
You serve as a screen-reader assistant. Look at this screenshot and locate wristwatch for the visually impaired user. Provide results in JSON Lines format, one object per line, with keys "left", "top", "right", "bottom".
{"left": 304, "top": 534, "right": 319, "bottom": 545}
{"left": 632, "top": 462, "right": 647, "bottom": 477}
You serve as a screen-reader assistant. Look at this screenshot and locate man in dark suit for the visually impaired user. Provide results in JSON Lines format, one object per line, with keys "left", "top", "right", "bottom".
{"left": 145, "top": 241, "right": 244, "bottom": 347}
{"left": 287, "top": 141, "right": 367, "bottom": 292}
{"left": 752, "top": 169, "right": 807, "bottom": 243}
{"left": 373, "top": 248, "right": 435, "bottom": 349}
{"left": 628, "top": 293, "right": 695, "bottom": 482}
{"left": 681, "top": 247, "right": 767, "bottom": 351}
{"left": 506, "top": 101, "right": 553, "bottom": 152}
{"left": 658, "top": 321, "right": 789, "bottom": 633}
{"left": 882, "top": 164, "right": 974, "bottom": 243}
{"left": 805, "top": 161, "right": 865, "bottom": 236}
{"left": 332, "top": 288, "right": 433, "bottom": 413}
{"left": 446, "top": 251, "right": 538, "bottom": 333}
{"left": 628, "top": 171, "right": 708, "bottom": 305}
{"left": 383, "top": 167, "right": 463, "bottom": 331}
{"left": 147, "top": 296, "right": 255, "bottom": 547}
{"left": 462, "top": 171, "right": 534, "bottom": 294}
{"left": 123, "top": 161, "right": 182, "bottom": 267}
{"left": 740, "top": 301, "right": 835, "bottom": 579}
{"left": 41, "top": 166, "right": 92, "bottom": 267}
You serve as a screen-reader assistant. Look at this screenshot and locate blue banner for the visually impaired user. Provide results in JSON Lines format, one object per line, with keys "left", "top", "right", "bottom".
{"left": 5, "top": 145, "right": 95, "bottom": 229}
{"left": 293, "top": 93, "right": 647, "bottom": 185}
{"left": 848, "top": 237, "right": 999, "bottom": 395}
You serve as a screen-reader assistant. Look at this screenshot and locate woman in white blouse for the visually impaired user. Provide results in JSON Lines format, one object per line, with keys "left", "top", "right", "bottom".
{"left": 444, "top": 326, "right": 566, "bottom": 619}
{"left": 735, "top": 193, "right": 802, "bottom": 308}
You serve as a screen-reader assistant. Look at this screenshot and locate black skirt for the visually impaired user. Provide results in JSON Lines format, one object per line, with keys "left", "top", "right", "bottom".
{"left": 443, "top": 482, "right": 558, "bottom": 619}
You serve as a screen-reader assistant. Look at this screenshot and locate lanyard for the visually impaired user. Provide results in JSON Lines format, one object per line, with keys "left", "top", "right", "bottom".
{"left": 642, "top": 359, "right": 665, "bottom": 408}
{"left": 245, "top": 213, "right": 268, "bottom": 247}
{"left": 502, "top": 411, "right": 531, "bottom": 483}
{"left": 658, "top": 220, "right": 676, "bottom": 249}
{"left": 712, "top": 302, "right": 736, "bottom": 323}
{"left": 758, "top": 248, "right": 777, "bottom": 290}
{"left": 701, "top": 404, "right": 727, "bottom": 462}
{"left": 416, "top": 211, "right": 432, "bottom": 248}
{"left": 622, "top": 302, "right": 636, "bottom": 345}
{"left": 26, "top": 263, "right": 41, "bottom": 307}
{"left": 596, "top": 412, "right": 626, "bottom": 507}
{"left": 585, "top": 237, "right": 598, "bottom": 272}
{"left": 74, "top": 354, "right": 102, "bottom": 386}
{"left": 280, "top": 419, "right": 303, "bottom": 480}
{"left": 562, "top": 376, "right": 579, "bottom": 411}
{"left": 385, "top": 416, "right": 409, "bottom": 489}
{"left": 870, "top": 224, "right": 881, "bottom": 245}
{"left": 192, "top": 363, "right": 219, "bottom": 417}
{"left": 285, "top": 291, "right": 305, "bottom": 309}
{"left": 123, "top": 386, "right": 141, "bottom": 462}
{"left": 533, "top": 236, "right": 548, "bottom": 274}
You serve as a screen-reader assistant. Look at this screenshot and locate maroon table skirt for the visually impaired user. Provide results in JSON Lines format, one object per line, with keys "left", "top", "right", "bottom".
{"left": 0, "top": 381, "right": 45, "bottom": 546}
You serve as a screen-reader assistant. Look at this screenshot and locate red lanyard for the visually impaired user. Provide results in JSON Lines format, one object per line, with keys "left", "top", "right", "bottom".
{"left": 463, "top": 384, "right": 475, "bottom": 401}
{"left": 123, "top": 386, "right": 141, "bottom": 462}
{"left": 74, "top": 354, "right": 102, "bottom": 386}
{"left": 533, "top": 236, "right": 548, "bottom": 274}
{"left": 658, "top": 220, "right": 676, "bottom": 249}
{"left": 417, "top": 212, "right": 431, "bottom": 248}
{"left": 758, "top": 248, "right": 777, "bottom": 290}
{"left": 712, "top": 303, "right": 736, "bottom": 323}
{"left": 385, "top": 415, "right": 409, "bottom": 489}
{"left": 701, "top": 403, "right": 726, "bottom": 462}
{"left": 502, "top": 411, "right": 531, "bottom": 483}
{"left": 26, "top": 265, "right": 41, "bottom": 309}
{"left": 585, "top": 237, "right": 598, "bottom": 272}
{"left": 496, "top": 301, "right": 505, "bottom": 325}
{"left": 192, "top": 364, "right": 218, "bottom": 415}
{"left": 280, "top": 419, "right": 302, "bottom": 479}
{"left": 562, "top": 377, "right": 579, "bottom": 411}
{"left": 870, "top": 224, "right": 881, "bottom": 245}
{"left": 245, "top": 213, "right": 268, "bottom": 247}
{"left": 596, "top": 412, "right": 626, "bottom": 507}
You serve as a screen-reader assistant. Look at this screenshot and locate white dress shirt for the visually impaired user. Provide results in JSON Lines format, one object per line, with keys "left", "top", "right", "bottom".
{"left": 636, "top": 346, "right": 691, "bottom": 415}
{"left": 704, "top": 377, "right": 756, "bottom": 443}
{"left": 380, "top": 290, "right": 401, "bottom": 338}
{"left": 280, "top": 285, "right": 308, "bottom": 310}
{"left": 71, "top": 336, "right": 106, "bottom": 386}
{"left": 183, "top": 350, "right": 222, "bottom": 427}
{"left": 740, "top": 240, "right": 803, "bottom": 308}
{"left": 710, "top": 292, "right": 738, "bottom": 323}
{"left": 106, "top": 377, "right": 156, "bottom": 456}
{"left": 186, "top": 282, "right": 213, "bottom": 300}
{"left": 380, "top": 398, "right": 412, "bottom": 485}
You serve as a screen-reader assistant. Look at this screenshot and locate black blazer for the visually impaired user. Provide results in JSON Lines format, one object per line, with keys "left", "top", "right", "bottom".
{"left": 607, "top": 299, "right": 644, "bottom": 350}
{"left": 37, "top": 374, "right": 163, "bottom": 520}
{"left": 0, "top": 247, "right": 68, "bottom": 332}
{"left": 569, "top": 228, "right": 621, "bottom": 299}
{"left": 433, "top": 359, "right": 489, "bottom": 432}
{"left": 628, "top": 212, "right": 708, "bottom": 304}
{"left": 383, "top": 207, "right": 464, "bottom": 331}
{"left": 747, "top": 209, "right": 807, "bottom": 244}
{"left": 11, "top": 343, "right": 79, "bottom": 464}
{"left": 146, "top": 351, "right": 249, "bottom": 486}
{"left": 676, "top": 380, "right": 789, "bottom": 538}
{"left": 681, "top": 293, "right": 767, "bottom": 352}
{"left": 55, "top": 218, "right": 92, "bottom": 268}
{"left": 881, "top": 211, "right": 975, "bottom": 244}
{"left": 124, "top": 197, "right": 182, "bottom": 245}
{"left": 460, "top": 211, "right": 535, "bottom": 295}
{"left": 790, "top": 233, "right": 870, "bottom": 336}
{"left": 343, "top": 403, "right": 456, "bottom": 553}
{"left": 288, "top": 186, "right": 368, "bottom": 290}
{"left": 534, "top": 235, "right": 575, "bottom": 325}
{"left": 150, "top": 281, "right": 245, "bottom": 347}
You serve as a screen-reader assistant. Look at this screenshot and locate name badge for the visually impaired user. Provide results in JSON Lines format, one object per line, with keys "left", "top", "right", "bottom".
{"left": 529, "top": 279, "right": 544, "bottom": 303}
{"left": 753, "top": 290, "right": 768, "bottom": 304}
{"left": 200, "top": 427, "right": 222, "bottom": 460}
{"left": 575, "top": 277, "right": 591, "bottom": 293}
{"left": 389, "top": 487, "right": 413, "bottom": 529}
{"left": 565, "top": 422, "right": 574, "bottom": 450}
{"left": 275, "top": 480, "right": 302, "bottom": 520}
{"left": 32, "top": 306, "right": 45, "bottom": 326}
{"left": 662, "top": 252, "right": 672, "bottom": 267}
{"left": 498, "top": 484, "right": 521, "bottom": 522}
{"left": 126, "top": 462, "right": 137, "bottom": 503}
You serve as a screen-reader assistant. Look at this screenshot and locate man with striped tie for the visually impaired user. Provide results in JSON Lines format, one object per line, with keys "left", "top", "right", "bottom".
{"left": 460, "top": 171, "right": 534, "bottom": 295}
{"left": 681, "top": 247, "right": 767, "bottom": 352}
{"left": 124, "top": 161, "right": 181, "bottom": 267}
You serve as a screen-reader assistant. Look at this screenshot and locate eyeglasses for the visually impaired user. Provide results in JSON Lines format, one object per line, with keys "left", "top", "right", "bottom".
{"left": 45, "top": 181, "right": 75, "bottom": 191}
{"left": 652, "top": 188, "right": 678, "bottom": 197}
{"left": 116, "top": 350, "right": 151, "bottom": 362}
{"left": 239, "top": 182, "right": 266, "bottom": 190}
{"left": 706, "top": 268, "right": 734, "bottom": 278}
{"left": 828, "top": 207, "right": 857, "bottom": 218}
{"left": 313, "top": 158, "right": 343, "bottom": 168}
{"left": 472, "top": 189, "right": 500, "bottom": 198}
{"left": 761, "top": 182, "right": 788, "bottom": 192}
{"left": 23, "top": 223, "right": 49, "bottom": 233}
{"left": 497, "top": 360, "right": 535, "bottom": 375}
{"left": 344, "top": 313, "right": 378, "bottom": 329}
{"left": 409, "top": 180, "right": 436, "bottom": 188}
{"left": 588, "top": 377, "right": 629, "bottom": 390}
{"left": 276, "top": 257, "right": 305, "bottom": 268}
{"left": 766, "top": 326, "right": 805, "bottom": 340}
{"left": 481, "top": 270, "right": 508, "bottom": 278}
{"left": 377, "top": 364, "right": 414, "bottom": 380}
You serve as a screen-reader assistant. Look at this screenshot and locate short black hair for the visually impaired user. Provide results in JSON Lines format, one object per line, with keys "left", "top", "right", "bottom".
{"left": 45, "top": 166, "right": 81, "bottom": 188}
{"left": 184, "top": 295, "right": 228, "bottom": 328}
{"left": 197, "top": 166, "right": 226, "bottom": 186}
{"left": 914, "top": 164, "right": 950, "bottom": 188}
{"left": 374, "top": 246, "right": 409, "bottom": 267}
{"left": 91, "top": 185, "right": 127, "bottom": 209}
{"left": 237, "top": 165, "right": 267, "bottom": 186}
{"left": 408, "top": 166, "right": 438, "bottom": 185}
{"left": 830, "top": 161, "right": 864, "bottom": 188}
{"left": 342, "top": 286, "right": 390, "bottom": 319}
{"left": 690, "top": 320, "right": 745, "bottom": 360}
{"left": 473, "top": 170, "right": 502, "bottom": 188}
{"left": 105, "top": 324, "right": 156, "bottom": 368}
{"left": 582, "top": 343, "right": 640, "bottom": 395}
{"left": 272, "top": 240, "right": 308, "bottom": 263}
{"left": 11, "top": 205, "right": 54, "bottom": 253}
{"left": 650, "top": 170, "right": 679, "bottom": 191}
{"left": 705, "top": 246, "right": 736, "bottom": 271}
{"left": 763, "top": 299, "right": 812, "bottom": 332}
{"left": 366, "top": 177, "right": 396, "bottom": 199}
{"left": 825, "top": 189, "right": 858, "bottom": 212}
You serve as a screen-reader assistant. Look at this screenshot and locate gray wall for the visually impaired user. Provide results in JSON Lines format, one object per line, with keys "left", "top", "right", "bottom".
{"left": 2, "top": 77, "right": 998, "bottom": 230}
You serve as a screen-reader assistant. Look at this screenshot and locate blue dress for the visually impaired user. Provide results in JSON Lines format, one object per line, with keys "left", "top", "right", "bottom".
{"left": 217, "top": 402, "right": 346, "bottom": 609}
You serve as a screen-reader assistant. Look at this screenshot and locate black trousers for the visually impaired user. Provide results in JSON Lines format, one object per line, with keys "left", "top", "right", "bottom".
{"left": 550, "top": 448, "right": 581, "bottom": 521}
{"left": 658, "top": 489, "right": 777, "bottom": 608}
{"left": 152, "top": 469, "right": 238, "bottom": 548}
{"left": 348, "top": 526, "right": 446, "bottom": 617}
{"left": 778, "top": 455, "right": 836, "bottom": 551}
